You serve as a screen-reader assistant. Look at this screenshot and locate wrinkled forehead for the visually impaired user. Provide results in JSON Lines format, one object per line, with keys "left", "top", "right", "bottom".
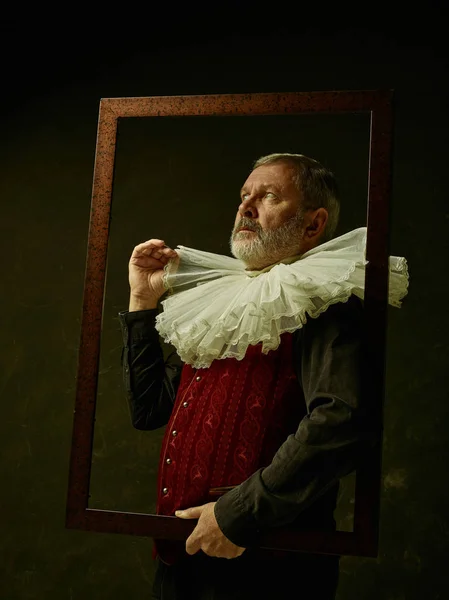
{"left": 241, "top": 162, "right": 299, "bottom": 193}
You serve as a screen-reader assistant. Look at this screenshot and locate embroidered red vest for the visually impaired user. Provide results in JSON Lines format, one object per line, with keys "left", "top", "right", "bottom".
{"left": 152, "top": 332, "right": 306, "bottom": 564}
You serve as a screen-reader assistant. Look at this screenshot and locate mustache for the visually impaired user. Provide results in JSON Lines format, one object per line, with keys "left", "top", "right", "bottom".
{"left": 234, "top": 218, "right": 261, "bottom": 234}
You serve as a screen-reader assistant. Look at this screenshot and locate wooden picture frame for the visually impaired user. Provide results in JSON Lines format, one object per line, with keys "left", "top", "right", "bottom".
{"left": 65, "top": 90, "right": 393, "bottom": 557}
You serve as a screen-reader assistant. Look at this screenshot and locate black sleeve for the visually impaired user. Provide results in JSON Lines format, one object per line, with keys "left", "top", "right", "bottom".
{"left": 118, "top": 309, "right": 183, "bottom": 430}
{"left": 214, "top": 296, "right": 376, "bottom": 547}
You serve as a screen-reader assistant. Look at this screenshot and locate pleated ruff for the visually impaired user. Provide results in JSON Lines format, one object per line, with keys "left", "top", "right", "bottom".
{"left": 155, "top": 227, "right": 409, "bottom": 369}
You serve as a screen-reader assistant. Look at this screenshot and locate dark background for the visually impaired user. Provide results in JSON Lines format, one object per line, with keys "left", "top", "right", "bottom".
{"left": 1, "top": 5, "right": 448, "bottom": 599}
{"left": 89, "top": 111, "right": 369, "bottom": 520}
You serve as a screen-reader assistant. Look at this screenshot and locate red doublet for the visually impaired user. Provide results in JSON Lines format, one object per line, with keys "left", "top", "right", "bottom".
{"left": 153, "top": 332, "right": 306, "bottom": 564}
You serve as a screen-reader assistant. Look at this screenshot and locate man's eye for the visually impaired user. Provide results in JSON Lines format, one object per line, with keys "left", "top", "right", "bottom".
{"left": 265, "top": 192, "right": 276, "bottom": 199}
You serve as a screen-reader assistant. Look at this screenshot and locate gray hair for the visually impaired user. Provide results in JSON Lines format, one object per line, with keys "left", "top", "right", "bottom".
{"left": 252, "top": 153, "right": 340, "bottom": 242}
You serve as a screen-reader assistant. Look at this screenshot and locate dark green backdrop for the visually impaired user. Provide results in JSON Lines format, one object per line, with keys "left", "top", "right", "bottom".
{"left": 1, "top": 14, "right": 448, "bottom": 600}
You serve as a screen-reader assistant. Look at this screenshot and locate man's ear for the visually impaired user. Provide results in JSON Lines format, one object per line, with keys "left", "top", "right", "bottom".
{"left": 304, "top": 208, "right": 328, "bottom": 241}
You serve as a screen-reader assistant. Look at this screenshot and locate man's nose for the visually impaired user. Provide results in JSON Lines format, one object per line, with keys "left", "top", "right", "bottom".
{"left": 239, "top": 196, "right": 257, "bottom": 218}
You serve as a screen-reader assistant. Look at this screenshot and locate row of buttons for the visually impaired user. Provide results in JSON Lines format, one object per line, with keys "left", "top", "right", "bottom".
{"left": 162, "top": 375, "right": 202, "bottom": 495}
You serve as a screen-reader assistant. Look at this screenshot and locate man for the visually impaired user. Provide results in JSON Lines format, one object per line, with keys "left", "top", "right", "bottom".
{"left": 118, "top": 153, "right": 407, "bottom": 599}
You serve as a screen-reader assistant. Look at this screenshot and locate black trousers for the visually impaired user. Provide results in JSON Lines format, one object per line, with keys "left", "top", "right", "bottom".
{"left": 151, "top": 548, "right": 340, "bottom": 600}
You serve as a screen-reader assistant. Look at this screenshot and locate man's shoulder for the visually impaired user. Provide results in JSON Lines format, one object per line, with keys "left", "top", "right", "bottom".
{"left": 293, "top": 295, "right": 363, "bottom": 340}
{"left": 321, "top": 295, "right": 363, "bottom": 319}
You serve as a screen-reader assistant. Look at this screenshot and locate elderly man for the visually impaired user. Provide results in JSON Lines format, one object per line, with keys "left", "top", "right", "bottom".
{"left": 118, "top": 153, "right": 407, "bottom": 599}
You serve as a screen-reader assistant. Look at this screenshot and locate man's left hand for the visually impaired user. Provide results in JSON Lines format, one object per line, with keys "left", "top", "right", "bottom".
{"left": 175, "top": 502, "right": 246, "bottom": 559}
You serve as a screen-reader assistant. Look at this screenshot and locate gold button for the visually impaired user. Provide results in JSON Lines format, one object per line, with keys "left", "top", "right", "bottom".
{"left": 163, "top": 487, "right": 168, "bottom": 494}
{"left": 166, "top": 458, "right": 172, "bottom": 464}
{"left": 183, "top": 402, "right": 189, "bottom": 408}
{"left": 196, "top": 376, "right": 201, "bottom": 381}
{"left": 172, "top": 430, "right": 177, "bottom": 436}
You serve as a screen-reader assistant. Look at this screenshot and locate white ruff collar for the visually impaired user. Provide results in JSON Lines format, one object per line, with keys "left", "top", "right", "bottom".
{"left": 155, "top": 227, "right": 409, "bottom": 369}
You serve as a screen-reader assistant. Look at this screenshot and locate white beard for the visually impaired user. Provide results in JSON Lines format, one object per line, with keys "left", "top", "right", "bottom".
{"left": 230, "top": 211, "right": 306, "bottom": 269}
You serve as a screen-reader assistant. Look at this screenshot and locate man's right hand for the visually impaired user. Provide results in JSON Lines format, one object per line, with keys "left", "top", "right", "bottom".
{"left": 128, "top": 239, "right": 178, "bottom": 310}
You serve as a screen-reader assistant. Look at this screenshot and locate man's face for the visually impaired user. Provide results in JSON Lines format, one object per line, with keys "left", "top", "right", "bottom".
{"left": 230, "top": 162, "right": 306, "bottom": 269}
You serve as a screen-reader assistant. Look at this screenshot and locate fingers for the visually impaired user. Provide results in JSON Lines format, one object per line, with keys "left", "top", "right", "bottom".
{"left": 132, "top": 239, "right": 178, "bottom": 262}
{"left": 175, "top": 507, "right": 202, "bottom": 519}
{"left": 185, "top": 531, "right": 202, "bottom": 556}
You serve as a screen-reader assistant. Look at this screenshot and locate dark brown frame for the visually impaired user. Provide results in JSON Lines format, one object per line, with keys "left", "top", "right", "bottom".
{"left": 65, "top": 91, "right": 393, "bottom": 557}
